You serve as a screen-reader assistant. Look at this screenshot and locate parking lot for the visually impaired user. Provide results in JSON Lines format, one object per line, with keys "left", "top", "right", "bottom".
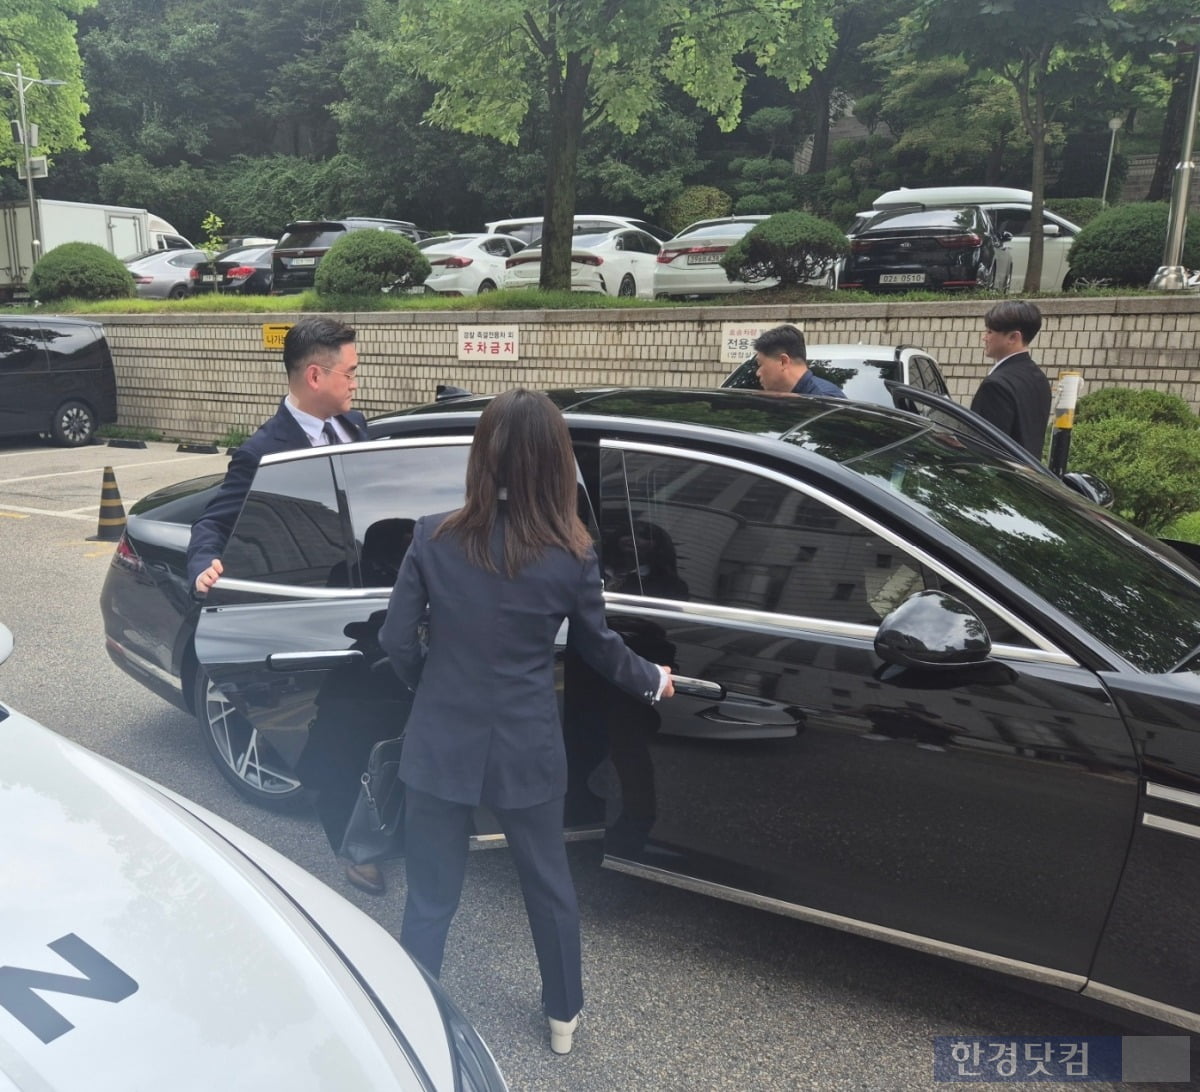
{"left": 1, "top": 436, "right": 1186, "bottom": 1092}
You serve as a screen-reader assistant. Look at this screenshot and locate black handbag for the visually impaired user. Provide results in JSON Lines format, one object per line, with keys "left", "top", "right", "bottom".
{"left": 338, "top": 734, "right": 407, "bottom": 864}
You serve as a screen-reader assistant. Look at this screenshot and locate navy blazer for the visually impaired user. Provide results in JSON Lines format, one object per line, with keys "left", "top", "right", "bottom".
{"left": 969, "top": 352, "right": 1051, "bottom": 458}
{"left": 379, "top": 512, "right": 662, "bottom": 810}
{"left": 186, "top": 399, "right": 368, "bottom": 586}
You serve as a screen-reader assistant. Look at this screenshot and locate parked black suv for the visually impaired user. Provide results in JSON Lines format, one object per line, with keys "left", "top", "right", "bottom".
{"left": 839, "top": 205, "right": 1013, "bottom": 293}
{"left": 0, "top": 316, "right": 117, "bottom": 445}
{"left": 271, "top": 218, "right": 423, "bottom": 294}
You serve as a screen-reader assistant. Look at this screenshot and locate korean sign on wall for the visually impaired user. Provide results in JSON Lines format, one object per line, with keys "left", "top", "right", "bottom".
{"left": 457, "top": 326, "right": 519, "bottom": 361}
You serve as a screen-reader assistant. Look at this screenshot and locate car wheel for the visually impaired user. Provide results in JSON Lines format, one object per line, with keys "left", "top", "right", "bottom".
{"left": 168, "top": 283, "right": 189, "bottom": 299}
{"left": 618, "top": 274, "right": 637, "bottom": 297}
{"left": 193, "top": 665, "right": 307, "bottom": 809}
{"left": 50, "top": 399, "right": 97, "bottom": 446}
{"left": 478, "top": 279, "right": 497, "bottom": 293}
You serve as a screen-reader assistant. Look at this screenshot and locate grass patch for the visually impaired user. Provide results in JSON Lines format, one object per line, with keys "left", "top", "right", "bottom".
{"left": 1163, "top": 511, "right": 1200, "bottom": 545}
{"left": 0, "top": 281, "right": 1183, "bottom": 317}
{"left": 97, "top": 424, "right": 164, "bottom": 442}
{"left": 215, "top": 426, "right": 250, "bottom": 448}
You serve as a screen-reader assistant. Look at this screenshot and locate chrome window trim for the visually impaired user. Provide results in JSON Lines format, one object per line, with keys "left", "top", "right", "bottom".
{"left": 258, "top": 433, "right": 473, "bottom": 466}
{"left": 603, "top": 856, "right": 1086, "bottom": 992}
{"left": 600, "top": 438, "right": 1073, "bottom": 665}
{"left": 213, "top": 578, "right": 388, "bottom": 600}
{"left": 1142, "top": 813, "right": 1200, "bottom": 842}
{"left": 1146, "top": 782, "right": 1200, "bottom": 811}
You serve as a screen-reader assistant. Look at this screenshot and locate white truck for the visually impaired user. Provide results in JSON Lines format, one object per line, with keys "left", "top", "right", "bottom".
{"left": 0, "top": 198, "right": 193, "bottom": 301}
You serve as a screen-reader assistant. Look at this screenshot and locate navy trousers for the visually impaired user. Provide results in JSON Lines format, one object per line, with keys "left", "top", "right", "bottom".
{"left": 400, "top": 787, "right": 584, "bottom": 1021}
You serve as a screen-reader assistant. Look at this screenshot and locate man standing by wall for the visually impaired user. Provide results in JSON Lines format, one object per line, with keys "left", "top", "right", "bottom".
{"left": 753, "top": 325, "right": 847, "bottom": 398}
{"left": 187, "top": 316, "right": 368, "bottom": 595}
{"left": 971, "top": 301, "right": 1051, "bottom": 458}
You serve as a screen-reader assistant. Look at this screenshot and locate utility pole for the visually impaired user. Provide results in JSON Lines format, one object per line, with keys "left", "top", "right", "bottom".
{"left": 2, "top": 62, "right": 66, "bottom": 263}
{"left": 1150, "top": 45, "right": 1200, "bottom": 291}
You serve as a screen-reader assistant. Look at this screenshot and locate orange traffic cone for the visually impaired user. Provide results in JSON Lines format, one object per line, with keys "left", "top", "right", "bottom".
{"left": 90, "top": 466, "right": 127, "bottom": 542}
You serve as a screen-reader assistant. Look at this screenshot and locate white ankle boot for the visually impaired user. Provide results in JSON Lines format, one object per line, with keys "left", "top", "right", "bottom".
{"left": 548, "top": 1014, "right": 579, "bottom": 1055}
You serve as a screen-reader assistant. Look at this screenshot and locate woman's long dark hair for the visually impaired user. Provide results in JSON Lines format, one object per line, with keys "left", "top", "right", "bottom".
{"left": 436, "top": 389, "right": 592, "bottom": 576}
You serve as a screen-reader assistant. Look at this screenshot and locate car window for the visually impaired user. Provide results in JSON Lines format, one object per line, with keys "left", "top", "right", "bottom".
{"left": 674, "top": 221, "right": 758, "bottom": 243}
{"left": 600, "top": 446, "right": 1028, "bottom": 642}
{"left": 338, "top": 445, "right": 472, "bottom": 588}
{"left": 0, "top": 321, "right": 45, "bottom": 375}
{"left": 224, "top": 458, "right": 346, "bottom": 587}
{"left": 277, "top": 228, "right": 345, "bottom": 249}
{"left": 909, "top": 356, "right": 948, "bottom": 396}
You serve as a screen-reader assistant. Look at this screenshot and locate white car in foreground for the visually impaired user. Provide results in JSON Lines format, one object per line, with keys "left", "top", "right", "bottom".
{"left": 502, "top": 227, "right": 662, "bottom": 298}
{"left": 0, "top": 623, "right": 507, "bottom": 1092}
{"left": 417, "top": 234, "right": 526, "bottom": 295}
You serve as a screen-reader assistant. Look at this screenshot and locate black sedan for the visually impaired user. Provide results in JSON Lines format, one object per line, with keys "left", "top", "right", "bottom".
{"left": 839, "top": 205, "right": 1014, "bottom": 293}
{"left": 100, "top": 387, "right": 1200, "bottom": 1033}
{"left": 190, "top": 243, "right": 276, "bottom": 295}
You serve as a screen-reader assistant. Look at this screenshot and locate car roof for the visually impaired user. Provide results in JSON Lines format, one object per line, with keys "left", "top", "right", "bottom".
{"left": 873, "top": 186, "right": 1033, "bottom": 208}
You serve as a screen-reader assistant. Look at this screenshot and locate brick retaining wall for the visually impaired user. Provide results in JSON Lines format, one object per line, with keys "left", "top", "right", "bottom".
{"left": 95, "top": 296, "right": 1200, "bottom": 444}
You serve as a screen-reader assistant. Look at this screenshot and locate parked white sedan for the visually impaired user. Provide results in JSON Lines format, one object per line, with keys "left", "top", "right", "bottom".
{"left": 503, "top": 227, "right": 662, "bottom": 298}
{"left": 417, "top": 233, "right": 525, "bottom": 295}
{"left": 653, "top": 216, "right": 775, "bottom": 298}
{"left": 0, "top": 621, "right": 508, "bottom": 1092}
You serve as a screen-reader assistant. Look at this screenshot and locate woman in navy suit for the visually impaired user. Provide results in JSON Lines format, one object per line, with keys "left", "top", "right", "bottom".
{"left": 379, "top": 388, "right": 673, "bottom": 1055}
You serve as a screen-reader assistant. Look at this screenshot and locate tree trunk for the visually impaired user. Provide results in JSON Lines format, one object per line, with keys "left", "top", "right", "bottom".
{"left": 1021, "top": 68, "right": 1046, "bottom": 294}
{"left": 1148, "top": 54, "right": 1192, "bottom": 202}
{"left": 540, "top": 52, "right": 591, "bottom": 292}
{"left": 805, "top": 73, "right": 833, "bottom": 175}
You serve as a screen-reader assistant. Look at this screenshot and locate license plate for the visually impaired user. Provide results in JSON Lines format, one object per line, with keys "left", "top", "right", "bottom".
{"left": 202, "top": 274, "right": 221, "bottom": 282}
{"left": 879, "top": 272, "right": 925, "bottom": 284}
{"left": 686, "top": 252, "right": 722, "bottom": 265}
{"left": 289, "top": 257, "right": 316, "bottom": 267}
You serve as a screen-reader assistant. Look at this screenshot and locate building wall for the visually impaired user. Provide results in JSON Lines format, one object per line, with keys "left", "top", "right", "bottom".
{"left": 98, "top": 296, "right": 1200, "bottom": 444}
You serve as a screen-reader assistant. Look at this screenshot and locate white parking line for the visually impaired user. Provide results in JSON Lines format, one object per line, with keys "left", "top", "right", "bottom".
{"left": 0, "top": 505, "right": 94, "bottom": 521}
{"left": 0, "top": 454, "right": 224, "bottom": 486}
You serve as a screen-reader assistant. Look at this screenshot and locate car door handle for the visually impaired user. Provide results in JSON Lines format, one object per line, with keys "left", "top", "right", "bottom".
{"left": 671, "top": 675, "right": 726, "bottom": 700}
{"left": 266, "top": 650, "right": 365, "bottom": 671}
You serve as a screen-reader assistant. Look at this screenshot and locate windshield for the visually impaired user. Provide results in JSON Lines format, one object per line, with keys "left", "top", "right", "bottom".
{"left": 276, "top": 227, "right": 344, "bottom": 250}
{"left": 836, "top": 431, "right": 1200, "bottom": 673}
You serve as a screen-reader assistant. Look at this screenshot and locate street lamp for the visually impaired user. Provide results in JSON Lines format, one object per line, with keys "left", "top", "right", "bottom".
{"left": 1150, "top": 44, "right": 1200, "bottom": 291}
{"left": 1101, "top": 116, "right": 1123, "bottom": 207}
{"left": 0, "top": 63, "right": 66, "bottom": 263}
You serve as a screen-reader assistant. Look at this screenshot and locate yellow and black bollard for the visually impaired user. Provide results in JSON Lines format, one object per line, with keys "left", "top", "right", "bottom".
{"left": 89, "top": 466, "right": 127, "bottom": 542}
{"left": 1047, "top": 371, "right": 1083, "bottom": 477}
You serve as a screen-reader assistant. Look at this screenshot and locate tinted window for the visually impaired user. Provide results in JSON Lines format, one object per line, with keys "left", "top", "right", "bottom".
{"left": 845, "top": 434, "right": 1200, "bottom": 672}
{"left": 0, "top": 322, "right": 45, "bottom": 375}
{"left": 224, "top": 458, "right": 345, "bottom": 586}
{"left": 673, "top": 221, "right": 758, "bottom": 242}
{"left": 43, "top": 323, "right": 100, "bottom": 373}
{"left": 277, "top": 228, "right": 345, "bottom": 249}
{"left": 339, "top": 445, "right": 471, "bottom": 588}
{"left": 866, "top": 208, "right": 980, "bottom": 232}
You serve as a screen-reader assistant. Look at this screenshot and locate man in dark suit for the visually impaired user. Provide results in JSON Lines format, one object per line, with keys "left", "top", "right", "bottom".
{"left": 971, "top": 301, "right": 1051, "bottom": 458}
{"left": 187, "top": 316, "right": 368, "bottom": 595}
{"left": 753, "top": 324, "right": 847, "bottom": 399}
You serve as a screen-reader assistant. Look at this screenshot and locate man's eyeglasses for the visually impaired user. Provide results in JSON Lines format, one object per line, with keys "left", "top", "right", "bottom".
{"left": 314, "top": 364, "right": 357, "bottom": 380}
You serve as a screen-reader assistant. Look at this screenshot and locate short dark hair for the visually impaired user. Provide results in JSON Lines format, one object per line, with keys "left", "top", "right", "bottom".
{"left": 984, "top": 301, "right": 1042, "bottom": 344}
{"left": 282, "top": 316, "right": 356, "bottom": 377}
{"left": 753, "top": 324, "right": 806, "bottom": 359}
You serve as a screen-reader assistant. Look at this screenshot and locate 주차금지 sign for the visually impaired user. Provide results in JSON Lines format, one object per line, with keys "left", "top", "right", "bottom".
{"left": 457, "top": 326, "right": 519, "bottom": 361}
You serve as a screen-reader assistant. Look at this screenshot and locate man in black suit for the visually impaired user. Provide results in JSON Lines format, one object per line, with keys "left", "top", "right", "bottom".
{"left": 970, "top": 300, "right": 1051, "bottom": 458}
{"left": 187, "top": 316, "right": 368, "bottom": 595}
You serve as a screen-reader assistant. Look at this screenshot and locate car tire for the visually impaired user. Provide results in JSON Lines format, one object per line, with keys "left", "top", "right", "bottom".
{"left": 193, "top": 664, "right": 308, "bottom": 809}
{"left": 618, "top": 274, "right": 637, "bottom": 297}
{"left": 478, "top": 279, "right": 497, "bottom": 293}
{"left": 50, "top": 399, "right": 97, "bottom": 447}
{"left": 168, "top": 284, "right": 189, "bottom": 299}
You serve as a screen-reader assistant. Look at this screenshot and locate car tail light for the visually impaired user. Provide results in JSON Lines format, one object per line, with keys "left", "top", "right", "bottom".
{"left": 656, "top": 245, "right": 725, "bottom": 264}
{"left": 226, "top": 266, "right": 255, "bottom": 277}
{"left": 189, "top": 268, "right": 200, "bottom": 280}
{"left": 111, "top": 532, "right": 145, "bottom": 575}
{"left": 850, "top": 239, "right": 882, "bottom": 253}
{"left": 572, "top": 255, "right": 602, "bottom": 266}
{"left": 431, "top": 257, "right": 473, "bottom": 268}
{"left": 506, "top": 255, "right": 540, "bottom": 268}
{"left": 132, "top": 275, "right": 153, "bottom": 284}
{"left": 936, "top": 234, "right": 983, "bottom": 249}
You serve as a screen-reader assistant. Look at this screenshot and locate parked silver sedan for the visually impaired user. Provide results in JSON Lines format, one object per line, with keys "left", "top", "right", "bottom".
{"left": 123, "top": 248, "right": 207, "bottom": 299}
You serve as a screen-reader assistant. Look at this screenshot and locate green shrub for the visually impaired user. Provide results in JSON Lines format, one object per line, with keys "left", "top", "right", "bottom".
{"left": 1163, "top": 510, "right": 1200, "bottom": 546}
{"left": 28, "top": 243, "right": 135, "bottom": 302}
{"left": 1067, "top": 202, "right": 1200, "bottom": 286}
{"left": 1070, "top": 413, "right": 1200, "bottom": 533}
{"left": 1077, "top": 386, "right": 1199, "bottom": 430}
{"left": 663, "top": 186, "right": 733, "bottom": 234}
{"left": 733, "top": 194, "right": 775, "bottom": 215}
{"left": 1045, "top": 198, "right": 1105, "bottom": 229}
{"left": 720, "top": 210, "right": 848, "bottom": 286}
{"left": 314, "top": 229, "right": 431, "bottom": 296}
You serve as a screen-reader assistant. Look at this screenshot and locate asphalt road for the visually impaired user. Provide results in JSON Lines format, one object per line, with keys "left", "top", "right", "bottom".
{"left": 0, "top": 436, "right": 1191, "bottom": 1092}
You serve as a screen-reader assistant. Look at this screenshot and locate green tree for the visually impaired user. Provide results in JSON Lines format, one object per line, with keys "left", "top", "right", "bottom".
{"left": 904, "top": 0, "right": 1130, "bottom": 292}
{"left": 376, "top": 0, "right": 835, "bottom": 290}
{"left": 0, "top": 0, "right": 94, "bottom": 176}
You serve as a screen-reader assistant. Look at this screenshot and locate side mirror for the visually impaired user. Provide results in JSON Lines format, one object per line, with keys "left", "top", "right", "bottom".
{"left": 435, "top": 384, "right": 474, "bottom": 401}
{"left": 1043, "top": 223, "right": 1060, "bottom": 237}
{"left": 1001, "top": 231, "right": 1014, "bottom": 243}
{"left": 1061, "top": 471, "right": 1114, "bottom": 508}
{"left": 874, "top": 590, "right": 991, "bottom": 669}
